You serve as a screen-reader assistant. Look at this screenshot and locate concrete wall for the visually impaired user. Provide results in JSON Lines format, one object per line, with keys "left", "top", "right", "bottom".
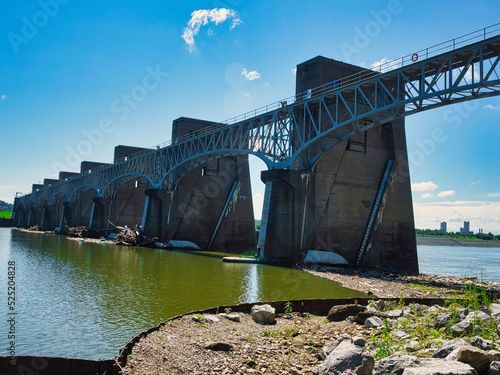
{"left": 141, "top": 117, "right": 256, "bottom": 253}
{"left": 107, "top": 178, "right": 148, "bottom": 228}
{"left": 166, "top": 155, "right": 256, "bottom": 252}
{"left": 80, "top": 161, "right": 110, "bottom": 174}
{"left": 261, "top": 56, "right": 418, "bottom": 273}
{"left": 172, "top": 117, "right": 215, "bottom": 141}
{"left": 59, "top": 171, "right": 79, "bottom": 182}
{"left": 114, "top": 145, "right": 150, "bottom": 163}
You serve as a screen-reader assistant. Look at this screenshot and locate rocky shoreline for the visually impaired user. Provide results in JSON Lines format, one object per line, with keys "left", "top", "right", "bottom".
{"left": 303, "top": 267, "right": 500, "bottom": 299}
{"left": 122, "top": 298, "right": 500, "bottom": 375}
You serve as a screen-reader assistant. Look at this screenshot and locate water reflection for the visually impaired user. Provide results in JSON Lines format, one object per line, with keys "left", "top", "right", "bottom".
{"left": 242, "top": 263, "right": 259, "bottom": 303}
{"left": 0, "top": 229, "right": 364, "bottom": 360}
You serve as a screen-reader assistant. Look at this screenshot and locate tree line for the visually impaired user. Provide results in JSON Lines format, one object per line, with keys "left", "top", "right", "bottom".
{"left": 415, "top": 228, "right": 500, "bottom": 241}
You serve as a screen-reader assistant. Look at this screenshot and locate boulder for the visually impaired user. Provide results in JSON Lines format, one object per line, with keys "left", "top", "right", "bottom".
{"left": 401, "top": 359, "right": 478, "bottom": 375}
{"left": 320, "top": 335, "right": 352, "bottom": 360}
{"left": 433, "top": 313, "right": 452, "bottom": 328}
{"left": 457, "top": 345, "right": 500, "bottom": 373}
{"left": 353, "top": 337, "right": 366, "bottom": 347}
{"left": 355, "top": 311, "right": 379, "bottom": 325}
{"left": 457, "top": 308, "right": 472, "bottom": 323}
{"left": 365, "top": 316, "right": 385, "bottom": 328}
{"left": 373, "top": 353, "right": 422, "bottom": 375}
{"left": 497, "top": 324, "right": 500, "bottom": 338}
{"left": 471, "top": 336, "right": 494, "bottom": 350}
{"left": 251, "top": 304, "right": 276, "bottom": 324}
{"left": 316, "top": 340, "right": 374, "bottom": 375}
{"left": 466, "top": 311, "right": 492, "bottom": 325}
{"left": 489, "top": 361, "right": 500, "bottom": 375}
{"left": 327, "top": 304, "right": 365, "bottom": 322}
{"left": 432, "top": 338, "right": 467, "bottom": 359}
{"left": 490, "top": 304, "right": 500, "bottom": 323}
{"left": 384, "top": 309, "right": 404, "bottom": 319}
{"left": 451, "top": 320, "right": 473, "bottom": 336}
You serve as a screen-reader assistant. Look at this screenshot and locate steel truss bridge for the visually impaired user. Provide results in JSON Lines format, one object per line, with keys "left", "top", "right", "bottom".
{"left": 16, "top": 25, "right": 500, "bottom": 207}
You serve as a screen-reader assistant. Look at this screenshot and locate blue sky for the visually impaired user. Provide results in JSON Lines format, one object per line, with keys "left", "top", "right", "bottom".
{"left": 1, "top": 0, "right": 499, "bottom": 233}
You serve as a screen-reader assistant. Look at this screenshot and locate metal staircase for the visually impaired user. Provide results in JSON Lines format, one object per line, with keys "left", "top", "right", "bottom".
{"left": 206, "top": 180, "right": 239, "bottom": 251}
{"left": 356, "top": 159, "right": 394, "bottom": 265}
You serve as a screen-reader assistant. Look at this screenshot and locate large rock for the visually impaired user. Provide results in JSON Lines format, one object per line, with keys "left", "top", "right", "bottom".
{"left": 451, "top": 320, "right": 473, "bottom": 336}
{"left": 384, "top": 309, "right": 404, "bottom": 319}
{"left": 466, "top": 311, "right": 492, "bottom": 325}
{"left": 497, "top": 324, "right": 500, "bottom": 338}
{"left": 251, "top": 304, "right": 276, "bottom": 324}
{"left": 433, "top": 339, "right": 467, "bottom": 359}
{"left": 470, "top": 336, "right": 494, "bottom": 351}
{"left": 489, "top": 361, "right": 500, "bottom": 375}
{"left": 457, "top": 345, "right": 500, "bottom": 373}
{"left": 401, "top": 359, "right": 478, "bottom": 375}
{"left": 373, "top": 353, "right": 422, "bottom": 375}
{"left": 355, "top": 311, "right": 380, "bottom": 325}
{"left": 320, "top": 335, "right": 351, "bottom": 360}
{"left": 327, "top": 304, "right": 365, "bottom": 322}
{"left": 457, "top": 308, "right": 472, "bottom": 323}
{"left": 365, "top": 316, "right": 385, "bottom": 328}
{"left": 316, "top": 340, "right": 374, "bottom": 375}
{"left": 433, "top": 313, "right": 452, "bottom": 328}
{"left": 490, "top": 304, "right": 500, "bottom": 323}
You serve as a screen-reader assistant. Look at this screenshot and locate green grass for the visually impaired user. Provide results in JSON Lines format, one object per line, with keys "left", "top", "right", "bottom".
{"left": 0, "top": 212, "right": 12, "bottom": 219}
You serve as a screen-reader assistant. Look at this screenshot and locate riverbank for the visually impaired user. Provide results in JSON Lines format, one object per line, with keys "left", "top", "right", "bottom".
{"left": 121, "top": 297, "right": 500, "bottom": 375}
{"left": 417, "top": 236, "right": 500, "bottom": 248}
{"left": 303, "top": 266, "right": 500, "bottom": 300}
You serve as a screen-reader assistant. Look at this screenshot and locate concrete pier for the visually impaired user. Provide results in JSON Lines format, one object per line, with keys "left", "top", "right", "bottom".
{"left": 259, "top": 57, "right": 418, "bottom": 273}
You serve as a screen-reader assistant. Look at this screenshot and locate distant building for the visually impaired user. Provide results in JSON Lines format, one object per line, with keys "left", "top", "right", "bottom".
{"left": 478, "top": 228, "right": 484, "bottom": 234}
{"left": 440, "top": 222, "right": 447, "bottom": 233}
{"left": 460, "top": 221, "right": 471, "bottom": 234}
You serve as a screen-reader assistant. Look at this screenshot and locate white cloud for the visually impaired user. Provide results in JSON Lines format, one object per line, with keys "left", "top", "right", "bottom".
{"left": 241, "top": 68, "right": 261, "bottom": 81}
{"left": 182, "top": 8, "right": 242, "bottom": 53}
{"left": 487, "top": 192, "right": 500, "bottom": 198}
{"left": 264, "top": 82, "right": 270, "bottom": 87}
{"left": 437, "top": 190, "right": 455, "bottom": 198}
{"left": 291, "top": 68, "right": 297, "bottom": 75}
{"left": 464, "top": 67, "right": 480, "bottom": 83}
{"left": 411, "top": 181, "right": 438, "bottom": 192}
{"left": 469, "top": 180, "right": 481, "bottom": 186}
{"left": 371, "top": 57, "right": 391, "bottom": 72}
{"left": 413, "top": 200, "right": 500, "bottom": 233}
{"left": 484, "top": 104, "right": 500, "bottom": 110}
{"left": 0, "top": 95, "right": 7, "bottom": 101}
{"left": 421, "top": 193, "right": 433, "bottom": 199}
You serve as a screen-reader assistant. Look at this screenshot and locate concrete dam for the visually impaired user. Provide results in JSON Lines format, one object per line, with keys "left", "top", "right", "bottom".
{"left": 13, "top": 30, "right": 500, "bottom": 274}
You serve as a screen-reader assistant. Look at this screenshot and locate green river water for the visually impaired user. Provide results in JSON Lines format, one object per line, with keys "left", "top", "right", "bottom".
{"left": 0, "top": 228, "right": 364, "bottom": 360}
